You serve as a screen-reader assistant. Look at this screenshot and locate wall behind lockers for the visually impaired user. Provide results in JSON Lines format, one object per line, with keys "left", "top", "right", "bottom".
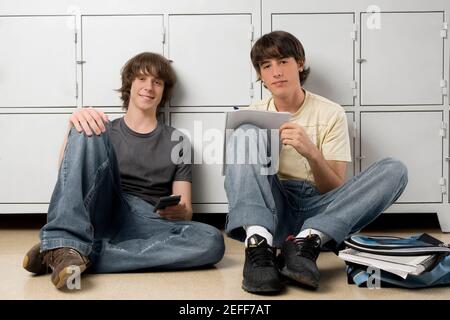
{"left": 1, "top": 0, "right": 450, "bottom": 231}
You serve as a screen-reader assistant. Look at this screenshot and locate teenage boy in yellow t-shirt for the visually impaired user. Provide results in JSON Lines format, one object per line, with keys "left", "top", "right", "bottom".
{"left": 224, "top": 31, "right": 408, "bottom": 294}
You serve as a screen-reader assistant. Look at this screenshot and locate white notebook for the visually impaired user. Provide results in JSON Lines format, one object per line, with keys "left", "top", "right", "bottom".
{"left": 339, "top": 248, "right": 438, "bottom": 279}
{"left": 221, "top": 109, "right": 290, "bottom": 175}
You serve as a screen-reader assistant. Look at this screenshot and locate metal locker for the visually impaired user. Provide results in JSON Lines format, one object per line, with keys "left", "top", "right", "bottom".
{"left": 0, "top": 114, "right": 70, "bottom": 203}
{"left": 82, "top": 15, "right": 164, "bottom": 107}
{"left": 272, "top": 13, "right": 355, "bottom": 106}
{"left": 346, "top": 112, "right": 355, "bottom": 180}
{"left": 170, "top": 112, "right": 227, "bottom": 204}
{"left": 0, "top": 16, "right": 76, "bottom": 108}
{"left": 360, "top": 12, "right": 444, "bottom": 105}
{"left": 168, "top": 14, "right": 253, "bottom": 107}
{"left": 360, "top": 111, "right": 443, "bottom": 203}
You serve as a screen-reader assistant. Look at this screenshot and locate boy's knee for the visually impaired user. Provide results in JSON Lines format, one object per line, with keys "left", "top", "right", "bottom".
{"left": 201, "top": 225, "right": 225, "bottom": 265}
{"left": 380, "top": 157, "right": 408, "bottom": 182}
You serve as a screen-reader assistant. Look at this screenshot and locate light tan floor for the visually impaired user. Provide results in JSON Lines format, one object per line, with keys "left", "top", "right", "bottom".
{"left": 1, "top": 227, "right": 450, "bottom": 300}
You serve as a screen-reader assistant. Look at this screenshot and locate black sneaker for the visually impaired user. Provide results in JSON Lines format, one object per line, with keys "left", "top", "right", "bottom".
{"left": 242, "top": 234, "right": 283, "bottom": 294}
{"left": 280, "top": 234, "right": 321, "bottom": 289}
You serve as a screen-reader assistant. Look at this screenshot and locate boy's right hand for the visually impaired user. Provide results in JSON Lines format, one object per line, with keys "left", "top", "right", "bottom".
{"left": 69, "top": 107, "right": 109, "bottom": 136}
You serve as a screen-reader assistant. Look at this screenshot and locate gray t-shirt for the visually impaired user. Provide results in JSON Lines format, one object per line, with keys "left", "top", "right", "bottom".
{"left": 109, "top": 117, "right": 192, "bottom": 206}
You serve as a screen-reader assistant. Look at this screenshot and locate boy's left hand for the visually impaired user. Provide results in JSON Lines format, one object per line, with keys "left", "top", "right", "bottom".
{"left": 157, "top": 198, "right": 192, "bottom": 221}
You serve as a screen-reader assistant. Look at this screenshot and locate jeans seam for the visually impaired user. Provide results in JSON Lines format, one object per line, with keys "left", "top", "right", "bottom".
{"left": 83, "top": 159, "right": 110, "bottom": 208}
{"left": 61, "top": 148, "right": 69, "bottom": 187}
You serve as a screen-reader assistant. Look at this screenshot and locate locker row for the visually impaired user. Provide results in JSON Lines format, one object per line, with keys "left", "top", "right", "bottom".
{"left": 0, "top": 11, "right": 447, "bottom": 108}
{"left": 0, "top": 111, "right": 446, "bottom": 209}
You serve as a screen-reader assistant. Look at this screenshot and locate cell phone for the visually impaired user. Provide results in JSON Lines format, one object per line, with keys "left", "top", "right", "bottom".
{"left": 154, "top": 195, "right": 181, "bottom": 212}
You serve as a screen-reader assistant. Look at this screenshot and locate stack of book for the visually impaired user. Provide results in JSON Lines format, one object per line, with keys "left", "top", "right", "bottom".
{"left": 338, "top": 233, "right": 450, "bottom": 279}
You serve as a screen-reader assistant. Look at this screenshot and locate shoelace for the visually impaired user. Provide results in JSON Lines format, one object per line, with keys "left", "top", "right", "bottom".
{"left": 291, "top": 237, "right": 320, "bottom": 261}
{"left": 248, "top": 247, "right": 275, "bottom": 267}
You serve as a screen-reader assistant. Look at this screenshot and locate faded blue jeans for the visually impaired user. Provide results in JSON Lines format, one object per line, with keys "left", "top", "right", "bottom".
{"left": 40, "top": 127, "right": 225, "bottom": 273}
{"left": 224, "top": 124, "right": 408, "bottom": 249}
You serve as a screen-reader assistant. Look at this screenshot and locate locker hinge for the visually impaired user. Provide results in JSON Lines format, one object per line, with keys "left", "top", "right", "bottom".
{"left": 439, "top": 178, "right": 447, "bottom": 195}
{"left": 441, "top": 22, "right": 448, "bottom": 38}
{"left": 249, "top": 82, "right": 254, "bottom": 98}
{"left": 350, "top": 80, "right": 358, "bottom": 97}
{"left": 439, "top": 122, "right": 447, "bottom": 138}
{"left": 441, "top": 79, "right": 448, "bottom": 96}
{"left": 351, "top": 23, "right": 358, "bottom": 41}
{"left": 75, "top": 82, "right": 79, "bottom": 100}
{"left": 76, "top": 60, "right": 86, "bottom": 65}
{"left": 162, "top": 27, "right": 166, "bottom": 44}
{"left": 249, "top": 25, "right": 254, "bottom": 41}
{"left": 74, "top": 31, "right": 78, "bottom": 44}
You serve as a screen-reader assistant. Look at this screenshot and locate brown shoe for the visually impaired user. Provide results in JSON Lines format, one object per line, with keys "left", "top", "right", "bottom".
{"left": 23, "top": 243, "right": 49, "bottom": 275}
{"left": 42, "top": 247, "right": 90, "bottom": 289}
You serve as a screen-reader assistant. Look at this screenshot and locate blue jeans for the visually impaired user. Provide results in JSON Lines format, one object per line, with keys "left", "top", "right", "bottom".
{"left": 40, "top": 127, "right": 225, "bottom": 273}
{"left": 224, "top": 124, "right": 408, "bottom": 248}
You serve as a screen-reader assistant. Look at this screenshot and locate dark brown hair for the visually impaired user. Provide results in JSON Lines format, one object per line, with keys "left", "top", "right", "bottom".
{"left": 117, "top": 52, "right": 176, "bottom": 110}
{"left": 250, "top": 30, "right": 310, "bottom": 84}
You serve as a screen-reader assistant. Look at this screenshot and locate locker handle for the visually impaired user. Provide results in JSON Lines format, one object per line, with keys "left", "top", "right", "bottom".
{"left": 355, "top": 156, "right": 366, "bottom": 160}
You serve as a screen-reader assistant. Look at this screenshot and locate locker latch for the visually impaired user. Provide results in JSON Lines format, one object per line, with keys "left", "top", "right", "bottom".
{"left": 249, "top": 82, "right": 254, "bottom": 98}
{"left": 439, "top": 122, "right": 447, "bottom": 138}
{"left": 248, "top": 25, "right": 254, "bottom": 41}
{"left": 351, "top": 23, "right": 358, "bottom": 41}
{"left": 76, "top": 60, "right": 86, "bottom": 65}
{"left": 441, "top": 79, "right": 448, "bottom": 96}
{"left": 441, "top": 22, "right": 448, "bottom": 38}
{"left": 350, "top": 81, "right": 358, "bottom": 97}
{"left": 439, "top": 178, "right": 447, "bottom": 195}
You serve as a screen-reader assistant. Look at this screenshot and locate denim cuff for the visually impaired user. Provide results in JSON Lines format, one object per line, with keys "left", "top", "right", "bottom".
{"left": 40, "top": 237, "right": 92, "bottom": 256}
{"left": 301, "top": 216, "right": 352, "bottom": 246}
{"left": 225, "top": 205, "right": 277, "bottom": 242}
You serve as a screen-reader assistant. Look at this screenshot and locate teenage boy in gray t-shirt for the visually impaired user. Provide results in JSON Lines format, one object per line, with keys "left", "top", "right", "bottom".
{"left": 23, "top": 52, "right": 225, "bottom": 290}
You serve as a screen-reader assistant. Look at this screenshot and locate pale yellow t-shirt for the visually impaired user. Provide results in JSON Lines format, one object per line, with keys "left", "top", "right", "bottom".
{"left": 248, "top": 90, "right": 351, "bottom": 184}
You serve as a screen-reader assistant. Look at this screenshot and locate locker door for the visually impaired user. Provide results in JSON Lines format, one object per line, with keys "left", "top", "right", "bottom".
{"left": 0, "top": 114, "right": 70, "bottom": 203}
{"left": 360, "top": 112, "right": 442, "bottom": 203}
{"left": 360, "top": 12, "right": 444, "bottom": 105}
{"left": 82, "top": 15, "right": 164, "bottom": 107}
{"left": 168, "top": 15, "right": 252, "bottom": 107}
{"left": 272, "top": 13, "right": 355, "bottom": 106}
{"left": 0, "top": 16, "right": 76, "bottom": 108}
{"left": 170, "top": 113, "right": 227, "bottom": 204}
{"left": 346, "top": 112, "right": 355, "bottom": 179}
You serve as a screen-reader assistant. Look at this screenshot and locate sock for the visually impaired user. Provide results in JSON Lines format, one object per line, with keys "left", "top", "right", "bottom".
{"left": 244, "top": 225, "right": 273, "bottom": 247}
{"left": 296, "top": 228, "right": 331, "bottom": 247}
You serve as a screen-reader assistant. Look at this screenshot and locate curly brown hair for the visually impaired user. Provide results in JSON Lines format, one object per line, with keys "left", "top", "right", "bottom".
{"left": 117, "top": 52, "right": 176, "bottom": 110}
{"left": 250, "top": 30, "right": 310, "bottom": 85}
